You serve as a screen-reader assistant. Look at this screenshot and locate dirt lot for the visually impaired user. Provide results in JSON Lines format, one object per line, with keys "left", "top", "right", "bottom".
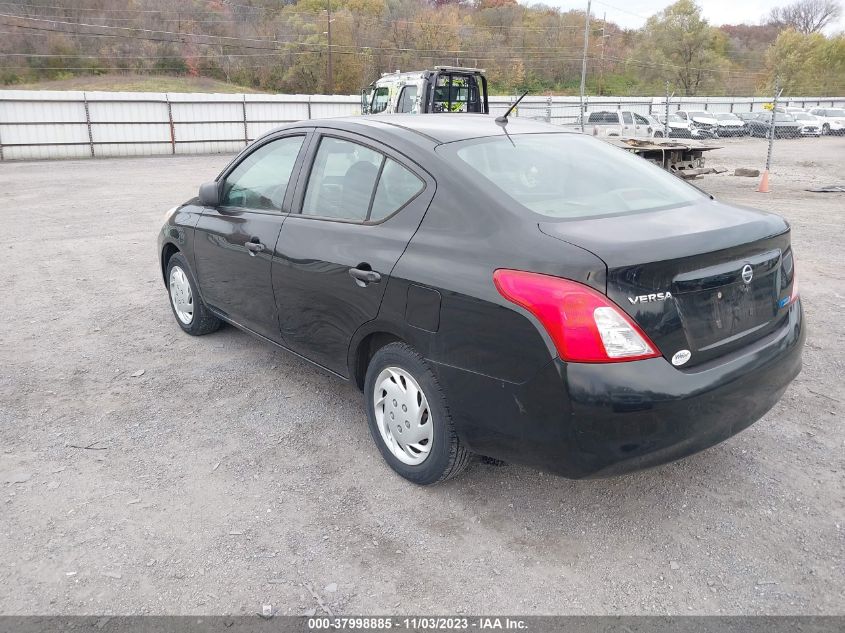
{"left": 1, "top": 135, "right": 843, "bottom": 616}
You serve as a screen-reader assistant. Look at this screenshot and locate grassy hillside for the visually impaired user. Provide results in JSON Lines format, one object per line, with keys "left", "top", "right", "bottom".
{"left": 7, "top": 74, "right": 263, "bottom": 93}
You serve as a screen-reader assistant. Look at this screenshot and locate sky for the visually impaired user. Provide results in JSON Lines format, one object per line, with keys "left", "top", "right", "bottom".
{"left": 523, "top": 0, "right": 845, "bottom": 33}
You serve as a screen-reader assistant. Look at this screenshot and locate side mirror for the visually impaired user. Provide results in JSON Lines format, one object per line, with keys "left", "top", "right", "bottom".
{"left": 198, "top": 181, "right": 220, "bottom": 207}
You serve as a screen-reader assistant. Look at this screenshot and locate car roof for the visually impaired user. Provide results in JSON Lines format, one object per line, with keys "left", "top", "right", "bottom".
{"left": 287, "top": 114, "right": 573, "bottom": 145}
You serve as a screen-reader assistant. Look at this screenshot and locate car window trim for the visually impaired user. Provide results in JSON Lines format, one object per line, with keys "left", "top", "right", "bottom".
{"left": 214, "top": 130, "right": 312, "bottom": 216}
{"left": 290, "top": 129, "right": 428, "bottom": 226}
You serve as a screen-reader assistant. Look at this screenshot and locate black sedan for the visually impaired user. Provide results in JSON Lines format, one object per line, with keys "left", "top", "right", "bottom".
{"left": 158, "top": 115, "right": 804, "bottom": 485}
{"left": 746, "top": 112, "right": 802, "bottom": 138}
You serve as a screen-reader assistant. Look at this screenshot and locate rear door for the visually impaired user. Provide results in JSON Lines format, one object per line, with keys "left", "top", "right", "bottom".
{"left": 192, "top": 131, "right": 310, "bottom": 341}
{"left": 272, "top": 130, "right": 435, "bottom": 375}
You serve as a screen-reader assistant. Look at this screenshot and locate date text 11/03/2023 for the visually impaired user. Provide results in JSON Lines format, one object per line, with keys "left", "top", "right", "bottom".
{"left": 307, "top": 617, "right": 529, "bottom": 630}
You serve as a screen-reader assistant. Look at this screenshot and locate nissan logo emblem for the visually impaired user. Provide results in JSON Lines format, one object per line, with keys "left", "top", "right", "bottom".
{"left": 741, "top": 264, "right": 753, "bottom": 284}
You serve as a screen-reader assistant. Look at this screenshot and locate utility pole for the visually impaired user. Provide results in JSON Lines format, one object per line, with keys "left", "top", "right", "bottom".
{"left": 598, "top": 12, "right": 606, "bottom": 96}
{"left": 326, "top": 0, "right": 333, "bottom": 95}
{"left": 579, "top": 0, "right": 592, "bottom": 133}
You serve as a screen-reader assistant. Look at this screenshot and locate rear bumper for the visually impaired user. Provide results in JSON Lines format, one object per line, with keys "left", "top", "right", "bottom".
{"left": 434, "top": 300, "right": 804, "bottom": 478}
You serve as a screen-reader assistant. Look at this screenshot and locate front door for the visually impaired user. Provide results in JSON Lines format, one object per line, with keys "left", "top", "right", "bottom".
{"left": 193, "top": 132, "right": 309, "bottom": 341}
{"left": 272, "top": 131, "right": 434, "bottom": 375}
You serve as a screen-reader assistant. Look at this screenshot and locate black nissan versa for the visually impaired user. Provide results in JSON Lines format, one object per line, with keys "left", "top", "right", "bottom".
{"left": 158, "top": 114, "right": 805, "bottom": 485}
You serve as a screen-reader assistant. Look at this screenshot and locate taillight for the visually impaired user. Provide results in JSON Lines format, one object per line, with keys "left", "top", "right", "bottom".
{"left": 493, "top": 269, "right": 660, "bottom": 363}
{"left": 789, "top": 266, "right": 799, "bottom": 305}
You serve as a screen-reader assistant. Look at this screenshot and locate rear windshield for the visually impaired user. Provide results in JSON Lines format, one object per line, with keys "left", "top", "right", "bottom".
{"left": 827, "top": 109, "right": 845, "bottom": 116}
{"left": 439, "top": 133, "right": 704, "bottom": 220}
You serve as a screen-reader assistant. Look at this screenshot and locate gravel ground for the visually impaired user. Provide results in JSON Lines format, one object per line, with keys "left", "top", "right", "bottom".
{"left": 0, "top": 135, "right": 843, "bottom": 616}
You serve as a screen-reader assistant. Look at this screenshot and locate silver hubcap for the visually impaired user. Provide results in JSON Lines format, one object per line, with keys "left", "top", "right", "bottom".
{"left": 169, "top": 266, "right": 194, "bottom": 325}
{"left": 373, "top": 367, "right": 433, "bottom": 466}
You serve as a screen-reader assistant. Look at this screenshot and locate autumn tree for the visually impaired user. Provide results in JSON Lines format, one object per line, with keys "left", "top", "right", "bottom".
{"left": 766, "top": 30, "right": 845, "bottom": 94}
{"left": 768, "top": 0, "right": 842, "bottom": 34}
{"left": 635, "top": 0, "right": 728, "bottom": 95}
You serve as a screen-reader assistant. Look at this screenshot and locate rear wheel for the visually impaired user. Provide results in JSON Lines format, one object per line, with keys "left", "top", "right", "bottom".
{"left": 166, "top": 252, "right": 221, "bottom": 336}
{"left": 364, "top": 342, "right": 472, "bottom": 485}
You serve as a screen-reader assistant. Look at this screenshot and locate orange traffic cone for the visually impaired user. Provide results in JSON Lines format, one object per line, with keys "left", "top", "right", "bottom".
{"left": 757, "top": 170, "right": 770, "bottom": 193}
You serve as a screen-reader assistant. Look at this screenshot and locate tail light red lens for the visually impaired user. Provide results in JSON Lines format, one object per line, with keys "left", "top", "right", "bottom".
{"left": 789, "top": 266, "right": 799, "bottom": 305}
{"left": 493, "top": 269, "right": 660, "bottom": 363}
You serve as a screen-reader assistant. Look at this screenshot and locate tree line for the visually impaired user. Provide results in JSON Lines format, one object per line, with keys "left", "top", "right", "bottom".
{"left": 0, "top": 0, "right": 842, "bottom": 96}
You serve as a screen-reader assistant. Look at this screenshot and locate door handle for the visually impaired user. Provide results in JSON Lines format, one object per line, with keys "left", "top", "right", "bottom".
{"left": 245, "top": 240, "right": 265, "bottom": 256}
{"left": 348, "top": 267, "right": 381, "bottom": 286}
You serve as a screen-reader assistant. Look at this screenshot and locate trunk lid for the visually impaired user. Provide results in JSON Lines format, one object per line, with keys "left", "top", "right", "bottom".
{"left": 539, "top": 200, "right": 795, "bottom": 367}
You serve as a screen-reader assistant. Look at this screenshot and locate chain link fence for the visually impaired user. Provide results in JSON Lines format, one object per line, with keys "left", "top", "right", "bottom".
{"left": 2, "top": 90, "right": 844, "bottom": 160}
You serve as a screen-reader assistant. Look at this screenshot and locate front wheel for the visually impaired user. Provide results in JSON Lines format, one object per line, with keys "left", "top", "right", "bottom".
{"left": 166, "top": 252, "right": 221, "bottom": 336}
{"left": 364, "top": 342, "right": 472, "bottom": 485}
{"left": 822, "top": 123, "right": 830, "bottom": 135}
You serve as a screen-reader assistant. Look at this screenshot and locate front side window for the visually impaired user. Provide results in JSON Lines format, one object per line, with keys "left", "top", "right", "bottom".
{"left": 221, "top": 135, "right": 304, "bottom": 211}
{"left": 301, "top": 137, "right": 423, "bottom": 222}
{"left": 440, "top": 133, "right": 704, "bottom": 220}
{"left": 371, "top": 87, "right": 390, "bottom": 114}
{"left": 633, "top": 113, "right": 649, "bottom": 125}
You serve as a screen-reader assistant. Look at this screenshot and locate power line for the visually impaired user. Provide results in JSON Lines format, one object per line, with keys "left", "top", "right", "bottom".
{"left": 0, "top": 2, "right": 593, "bottom": 32}
{"left": 0, "top": 18, "right": 607, "bottom": 56}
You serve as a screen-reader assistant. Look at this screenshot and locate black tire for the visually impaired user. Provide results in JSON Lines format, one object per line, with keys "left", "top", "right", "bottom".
{"left": 822, "top": 123, "right": 830, "bottom": 136}
{"left": 364, "top": 342, "right": 472, "bottom": 485}
{"left": 165, "top": 252, "right": 221, "bottom": 336}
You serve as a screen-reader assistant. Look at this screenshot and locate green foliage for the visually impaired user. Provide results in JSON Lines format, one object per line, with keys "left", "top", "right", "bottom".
{"left": 767, "top": 30, "right": 845, "bottom": 94}
{"left": 635, "top": 0, "right": 729, "bottom": 96}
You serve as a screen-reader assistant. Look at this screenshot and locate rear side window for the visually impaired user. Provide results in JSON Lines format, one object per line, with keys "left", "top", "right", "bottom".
{"left": 588, "top": 111, "right": 616, "bottom": 124}
{"left": 621, "top": 112, "right": 633, "bottom": 124}
{"left": 301, "top": 137, "right": 423, "bottom": 222}
{"left": 221, "top": 135, "right": 304, "bottom": 212}
{"left": 370, "top": 159, "right": 424, "bottom": 221}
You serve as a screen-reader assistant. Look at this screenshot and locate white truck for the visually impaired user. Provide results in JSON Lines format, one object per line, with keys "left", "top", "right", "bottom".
{"left": 361, "top": 66, "right": 489, "bottom": 115}
{"left": 581, "top": 110, "right": 666, "bottom": 138}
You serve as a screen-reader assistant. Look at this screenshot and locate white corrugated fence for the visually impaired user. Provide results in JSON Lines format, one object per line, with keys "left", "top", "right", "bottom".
{"left": 1, "top": 90, "right": 843, "bottom": 161}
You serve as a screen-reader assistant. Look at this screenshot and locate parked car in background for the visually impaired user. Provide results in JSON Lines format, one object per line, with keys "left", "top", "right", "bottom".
{"left": 746, "top": 112, "right": 801, "bottom": 138}
{"left": 158, "top": 114, "right": 803, "bottom": 484}
{"left": 582, "top": 110, "right": 664, "bottom": 138}
{"left": 807, "top": 108, "right": 845, "bottom": 135}
{"left": 735, "top": 112, "right": 760, "bottom": 123}
{"left": 658, "top": 114, "right": 717, "bottom": 139}
{"left": 714, "top": 112, "right": 747, "bottom": 137}
{"left": 791, "top": 112, "right": 822, "bottom": 137}
{"left": 675, "top": 110, "right": 720, "bottom": 135}
{"left": 643, "top": 114, "right": 670, "bottom": 138}
{"left": 657, "top": 114, "right": 693, "bottom": 138}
